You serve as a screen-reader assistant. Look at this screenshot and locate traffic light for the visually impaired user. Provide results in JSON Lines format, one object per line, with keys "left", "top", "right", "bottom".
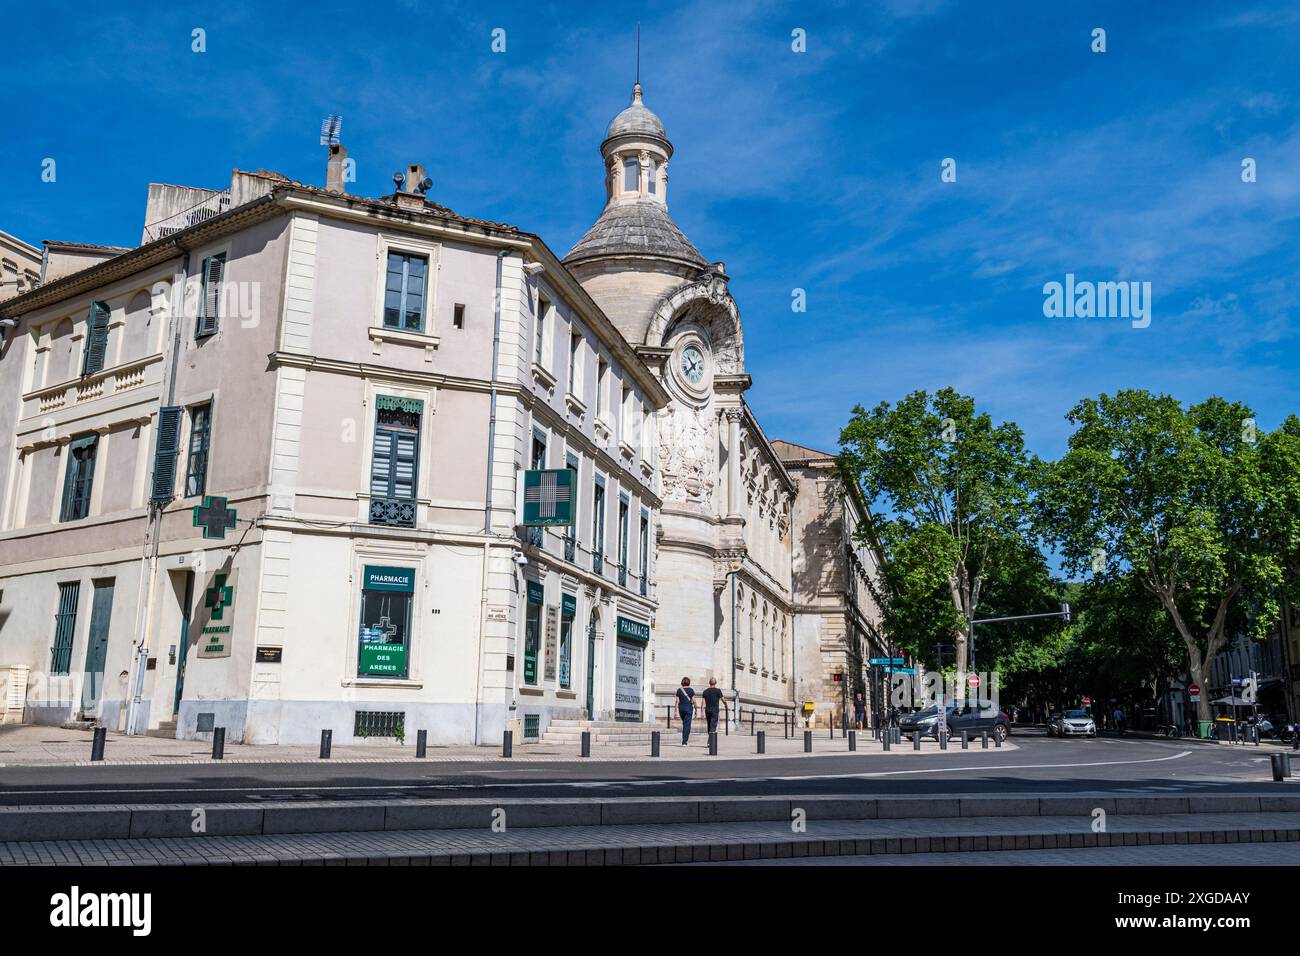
{"left": 1061, "top": 602, "right": 1071, "bottom": 623}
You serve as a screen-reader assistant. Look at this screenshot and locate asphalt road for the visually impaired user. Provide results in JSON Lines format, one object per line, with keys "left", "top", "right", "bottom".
{"left": 0, "top": 730, "right": 1286, "bottom": 806}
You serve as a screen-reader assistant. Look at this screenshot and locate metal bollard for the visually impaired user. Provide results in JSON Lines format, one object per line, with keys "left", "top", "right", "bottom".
{"left": 416, "top": 729, "right": 427, "bottom": 758}
{"left": 1272, "top": 753, "right": 1286, "bottom": 782}
{"left": 804, "top": 730, "right": 812, "bottom": 753}
{"left": 212, "top": 727, "right": 225, "bottom": 760}
{"left": 939, "top": 729, "right": 947, "bottom": 750}
{"left": 90, "top": 726, "right": 106, "bottom": 762}
{"left": 981, "top": 730, "right": 989, "bottom": 749}
{"left": 961, "top": 730, "right": 969, "bottom": 750}
{"left": 1285, "top": 754, "right": 1294, "bottom": 778}
{"left": 848, "top": 730, "right": 857, "bottom": 752}
{"left": 502, "top": 729, "right": 513, "bottom": 758}
{"left": 829, "top": 723, "right": 834, "bottom": 740}
{"left": 667, "top": 704, "right": 672, "bottom": 728}
{"left": 750, "top": 710, "right": 756, "bottom": 735}
{"left": 757, "top": 730, "right": 766, "bottom": 754}
{"left": 994, "top": 730, "right": 1002, "bottom": 748}
{"left": 319, "top": 729, "right": 332, "bottom": 759}
{"left": 651, "top": 730, "right": 660, "bottom": 757}
{"left": 882, "top": 730, "right": 890, "bottom": 751}
{"left": 913, "top": 731, "right": 921, "bottom": 751}
{"left": 581, "top": 730, "right": 591, "bottom": 758}
{"left": 708, "top": 732, "right": 718, "bottom": 756}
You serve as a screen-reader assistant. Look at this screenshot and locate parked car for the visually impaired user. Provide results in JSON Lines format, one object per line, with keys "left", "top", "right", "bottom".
{"left": 898, "top": 701, "right": 1010, "bottom": 742}
{"left": 1049, "top": 709, "right": 1096, "bottom": 738}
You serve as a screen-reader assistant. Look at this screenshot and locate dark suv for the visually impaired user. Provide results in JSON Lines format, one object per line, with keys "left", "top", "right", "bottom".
{"left": 898, "top": 701, "right": 1010, "bottom": 742}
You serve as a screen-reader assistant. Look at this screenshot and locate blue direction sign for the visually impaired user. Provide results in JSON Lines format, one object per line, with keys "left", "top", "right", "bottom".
{"left": 869, "top": 657, "right": 905, "bottom": 666}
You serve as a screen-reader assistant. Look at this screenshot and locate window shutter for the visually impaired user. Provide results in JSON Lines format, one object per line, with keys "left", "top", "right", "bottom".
{"left": 151, "top": 406, "right": 183, "bottom": 503}
{"left": 370, "top": 429, "right": 394, "bottom": 497}
{"left": 81, "top": 302, "right": 110, "bottom": 376}
{"left": 197, "top": 254, "right": 225, "bottom": 337}
{"left": 393, "top": 432, "right": 418, "bottom": 499}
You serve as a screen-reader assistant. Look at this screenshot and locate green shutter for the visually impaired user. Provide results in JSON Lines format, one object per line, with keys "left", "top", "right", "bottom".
{"left": 151, "top": 406, "right": 183, "bottom": 503}
{"left": 81, "top": 302, "right": 110, "bottom": 376}
{"left": 196, "top": 254, "right": 225, "bottom": 337}
{"left": 50, "top": 582, "right": 80, "bottom": 675}
{"left": 60, "top": 435, "right": 98, "bottom": 521}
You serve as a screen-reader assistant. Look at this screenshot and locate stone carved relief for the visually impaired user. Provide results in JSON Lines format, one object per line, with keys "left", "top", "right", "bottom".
{"left": 646, "top": 275, "right": 744, "bottom": 375}
{"left": 658, "top": 401, "right": 717, "bottom": 506}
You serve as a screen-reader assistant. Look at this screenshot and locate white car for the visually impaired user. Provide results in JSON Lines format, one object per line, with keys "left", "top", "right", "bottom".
{"left": 1050, "top": 709, "right": 1097, "bottom": 737}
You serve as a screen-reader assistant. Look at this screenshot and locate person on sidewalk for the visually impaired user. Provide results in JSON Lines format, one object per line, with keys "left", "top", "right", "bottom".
{"left": 1113, "top": 704, "right": 1125, "bottom": 735}
{"left": 702, "top": 678, "right": 724, "bottom": 735}
{"left": 853, "top": 692, "right": 866, "bottom": 730}
{"left": 676, "top": 677, "right": 696, "bottom": 745}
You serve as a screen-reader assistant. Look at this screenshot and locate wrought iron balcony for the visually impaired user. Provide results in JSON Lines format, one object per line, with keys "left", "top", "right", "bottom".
{"left": 564, "top": 533, "right": 575, "bottom": 563}
{"left": 640, "top": 576, "right": 647, "bottom": 597}
{"left": 593, "top": 551, "right": 603, "bottom": 575}
{"left": 618, "top": 563, "right": 627, "bottom": 587}
{"left": 369, "top": 496, "right": 416, "bottom": 528}
{"left": 527, "top": 526, "right": 544, "bottom": 548}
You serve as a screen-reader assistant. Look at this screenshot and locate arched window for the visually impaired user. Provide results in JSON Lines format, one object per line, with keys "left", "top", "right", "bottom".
{"left": 622, "top": 157, "right": 638, "bottom": 192}
{"left": 761, "top": 601, "right": 769, "bottom": 672}
{"left": 749, "top": 596, "right": 757, "bottom": 664}
{"left": 647, "top": 158, "right": 657, "bottom": 194}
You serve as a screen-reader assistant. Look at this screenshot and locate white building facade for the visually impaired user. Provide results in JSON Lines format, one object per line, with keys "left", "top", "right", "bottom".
{"left": 0, "top": 165, "right": 665, "bottom": 745}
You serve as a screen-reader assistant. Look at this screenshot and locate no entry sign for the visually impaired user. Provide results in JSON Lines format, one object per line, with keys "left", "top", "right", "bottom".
{"left": 967, "top": 674, "right": 980, "bottom": 688}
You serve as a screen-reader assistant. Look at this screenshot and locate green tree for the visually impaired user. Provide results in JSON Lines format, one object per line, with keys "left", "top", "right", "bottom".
{"left": 1038, "top": 390, "right": 1282, "bottom": 722}
{"left": 840, "top": 387, "right": 1042, "bottom": 672}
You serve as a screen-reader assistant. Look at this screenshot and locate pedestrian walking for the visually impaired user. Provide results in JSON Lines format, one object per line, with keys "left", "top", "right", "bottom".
{"left": 702, "top": 677, "right": 724, "bottom": 735}
{"left": 676, "top": 677, "right": 696, "bottom": 745}
{"left": 1113, "top": 704, "right": 1125, "bottom": 736}
{"left": 853, "top": 691, "right": 866, "bottom": 730}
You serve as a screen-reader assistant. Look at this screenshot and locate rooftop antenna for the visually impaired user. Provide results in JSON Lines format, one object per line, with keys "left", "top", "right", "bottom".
{"left": 319, "top": 114, "right": 342, "bottom": 147}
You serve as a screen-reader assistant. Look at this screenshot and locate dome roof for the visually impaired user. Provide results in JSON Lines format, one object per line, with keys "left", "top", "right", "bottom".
{"left": 603, "top": 84, "right": 668, "bottom": 145}
{"left": 563, "top": 199, "right": 707, "bottom": 268}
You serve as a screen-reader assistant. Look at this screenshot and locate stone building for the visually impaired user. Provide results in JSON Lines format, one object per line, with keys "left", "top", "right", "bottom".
{"left": 564, "top": 84, "right": 798, "bottom": 724}
{"left": 775, "top": 440, "right": 887, "bottom": 729}
{"left": 0, "top": 80, "right": 883, "bottom": 742}
{"left": 0, "top": 230, "right": 41, "bottom": 302}
{"left": 0, "top": 161, "right": 663, "bottom": 745}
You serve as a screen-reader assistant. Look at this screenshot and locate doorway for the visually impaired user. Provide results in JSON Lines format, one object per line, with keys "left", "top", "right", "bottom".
{"left": 80, "top": 579, "right": 115, "bottom": 716}
{"left": 586, "top": 610, "right": 599, "bottom": 719}
{"left": 172, "top": 571, "right": 194, "bottom": 716}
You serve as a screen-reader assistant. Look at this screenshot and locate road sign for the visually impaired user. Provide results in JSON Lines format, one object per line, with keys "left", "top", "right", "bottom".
{"left": 1187, "top": 683, "right": 1199, "bottom": 696}
{"left": 1082, "top": 696, "right": 1091, "bottom": 705}
{"left": 869, "top": 657, "right": 905, "bottom": 666}
{"left": 967, "top": 674, "right": 980, "bottom": 688}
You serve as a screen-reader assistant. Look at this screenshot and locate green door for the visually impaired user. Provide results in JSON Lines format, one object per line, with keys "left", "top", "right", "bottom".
{"left": 585, "top": 613, "right": 597, "bottom": 718}
{"left": 173, "top": 571, "right": 194, "bottom": 716}
{"left": 80, "top": 580, "right": 114, "bottom": 715}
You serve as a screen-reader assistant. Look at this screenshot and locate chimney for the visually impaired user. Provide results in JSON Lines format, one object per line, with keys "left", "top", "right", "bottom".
{"left": 326, "top": 144, "right": 349, "bottom": 194}
{"left": 392, "top": 163, "right": 430, "bottom": 210}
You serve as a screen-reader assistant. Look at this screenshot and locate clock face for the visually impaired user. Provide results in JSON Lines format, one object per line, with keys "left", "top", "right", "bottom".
{"left": 680, "top": 345, "right": 705, "bottom": 386}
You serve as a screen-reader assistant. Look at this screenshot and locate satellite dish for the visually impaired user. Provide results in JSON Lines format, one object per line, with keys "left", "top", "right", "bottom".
{"left": 319, "top": 114, "right": 342, "bottom": 147}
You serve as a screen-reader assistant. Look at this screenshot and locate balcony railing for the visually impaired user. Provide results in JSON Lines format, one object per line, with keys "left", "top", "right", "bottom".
{"left": 369, "top": 497, "right": 416, "bottom": 528}
{"left": 618, "top": 563, "right": 627, "bottom": 587}
{"left": 527, "top": 526, "right": 543, "bottom": 548}
{"left": 564, "top": 533, "right": 575, "bottom": 563}
{"left": 593, "top": 551, "right": 603, "bottom": 575}
{"left": 640, "top": 575, "right": 647, "bottom": 597}
{"left": 142, "top": 190, "right": 232, "bottom": 243}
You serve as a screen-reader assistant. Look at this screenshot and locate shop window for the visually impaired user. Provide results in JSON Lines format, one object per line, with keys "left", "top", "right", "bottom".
{"left": 523, "top": 581, "right": 543, "bottom": 685}
{"left": 357, "top": 565, "right": 414, "bottom": 679}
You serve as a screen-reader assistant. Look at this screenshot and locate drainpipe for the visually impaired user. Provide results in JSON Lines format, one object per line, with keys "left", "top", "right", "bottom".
{"left": 126, "top": 243, "right": 188, "bottom": 735}
{"left": 730, "top": 568, "right": 737, "bottom": 727}
{"left": 475, "top": 249, "right": 509, "bottom": 744}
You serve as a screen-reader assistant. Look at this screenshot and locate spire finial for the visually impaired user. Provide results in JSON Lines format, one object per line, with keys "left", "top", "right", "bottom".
{"left": 636, "top": 22, "right": 641, "bottom": 86}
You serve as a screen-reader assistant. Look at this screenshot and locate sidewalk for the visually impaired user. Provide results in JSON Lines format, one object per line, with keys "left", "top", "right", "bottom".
{"left": 0, "top": 724, "right": 1017, "bottom": 768}
{"left": 2, "top": 808, "right": 1296, "bottom": 866}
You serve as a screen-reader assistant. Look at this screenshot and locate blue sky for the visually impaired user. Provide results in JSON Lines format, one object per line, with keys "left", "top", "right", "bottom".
{"left": 4, "top": 0, "right": 1299, "bottom": 460}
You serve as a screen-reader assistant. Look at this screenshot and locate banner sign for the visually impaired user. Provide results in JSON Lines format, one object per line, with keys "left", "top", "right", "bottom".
{"left": 615, "top": 640, "right": 644, "bottom": 722}
{"left": 616, "top": 616, "right": 650, "bottom": 644}
{"left": 561, "top": 593, "right": 577, "bottom": 618}
{"left": 363, "top": 566, "right": 415, "bottom": 593}
{"left": 523, "top": 468, "right": 576, "bottom": 526}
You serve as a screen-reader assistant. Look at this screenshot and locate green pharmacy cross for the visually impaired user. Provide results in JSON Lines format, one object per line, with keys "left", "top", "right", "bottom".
{"left": 374, "top": 615, "right": 398, "bottom": 641}
{"left": 205, "top": 574, "right": 233, "bottom": 621}
{"left": 193, "top": 495, "right": 237, "bottom": 539}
